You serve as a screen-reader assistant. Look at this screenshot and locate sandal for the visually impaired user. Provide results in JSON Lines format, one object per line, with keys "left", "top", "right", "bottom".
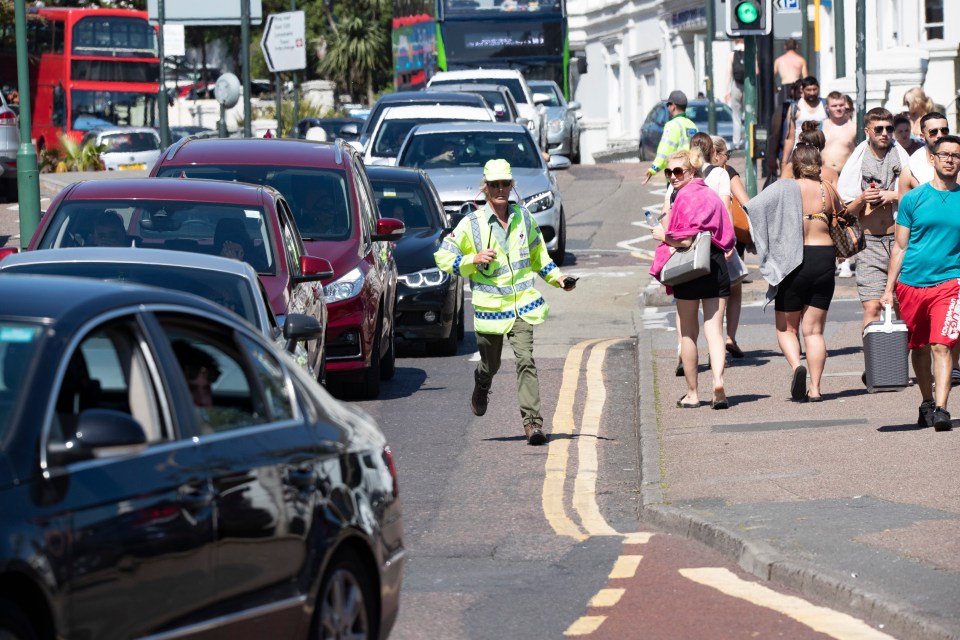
{"left": 725, "top": 342, "right": 745, "bottom": 358}
{"left": 676, "top": 395, "right": 699, "bottom": 409}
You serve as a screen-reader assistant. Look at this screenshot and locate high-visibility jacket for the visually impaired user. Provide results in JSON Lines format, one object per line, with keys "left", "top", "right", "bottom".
{"left": 647, "top": 113, "right": 698, "bottom": 175}
{"left": 434, "top": 203, "right": 565, "bottom": 334}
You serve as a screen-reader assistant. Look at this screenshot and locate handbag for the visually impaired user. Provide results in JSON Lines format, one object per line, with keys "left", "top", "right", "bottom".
{"left": 822, "top": 181, "right": 866, "bottom": 259}
{"left": 660, "top": 232, "right": 712, "bottom": 286}
{"left": 732, "top": 198, "right": 752, "bottom": 245}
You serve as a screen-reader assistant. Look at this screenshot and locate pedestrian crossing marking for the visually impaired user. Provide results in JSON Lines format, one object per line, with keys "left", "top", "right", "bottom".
{"left": 622, "top": 532, "right": 654, "bottom": 544}
{"left": 564, "top": 616, "right": 606, "bottom": 636}
{"left": 589, "top": 588, "right": 625, "bottom": 608}
{"left": 679, "top": 568, "right": 896, "bottom": 639}
{"left": 609, "top": 554, "right": 642, "bottom": 579}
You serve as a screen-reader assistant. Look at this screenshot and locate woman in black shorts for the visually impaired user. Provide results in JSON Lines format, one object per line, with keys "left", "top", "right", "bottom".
{"left": 775, "top": 143, "right": 842, "bottom": 402}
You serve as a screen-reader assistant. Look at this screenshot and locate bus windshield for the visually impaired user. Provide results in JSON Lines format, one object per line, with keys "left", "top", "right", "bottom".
{"left": 441, "top": 0, "right": 562, "bottom": 17}
{"left": 72, "top": 90, "right": 157, "bottom": 130}
{"left": 72, "top": 15, "right": 158, "bottom": 58}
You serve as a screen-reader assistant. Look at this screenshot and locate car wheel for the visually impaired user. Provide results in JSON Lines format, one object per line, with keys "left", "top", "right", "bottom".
{"left": 0, "top": 599, "right": 39, "bottom": 640}
{"left": 571, "top": 134, "right": 581, "bottom": 164}
{"left": 361, "top": 323, "right": 382, "bottom": 399}
{"left": 549, "top": 209, "right": 566, "bottom": 266}
{"left": 315, "top": 549, "right": 376, "bottom": 640}
{"left": 2, "top": 179, "right": 17, "bottom": 203}
{"left": 379, "top": 315, "right": 396, "bottom": 381}
{"left": 456, "top": 290, "right": 465, "bottom": 341}
{"left": 436, "top": 301, "right": 459, "bottom": 356}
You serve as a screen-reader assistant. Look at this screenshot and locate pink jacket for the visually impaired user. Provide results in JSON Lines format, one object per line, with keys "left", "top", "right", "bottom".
{"left": 649, "top": 179, "right": 736, "bottom": 284}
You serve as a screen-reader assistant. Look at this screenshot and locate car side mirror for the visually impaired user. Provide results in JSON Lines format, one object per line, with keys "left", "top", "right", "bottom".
{"left": 533, "top": 92, "right": 550, "bottom": 106}
{"left": 48, "top": 409, "right": 147, "bottom": 465}
{"left": 338, "top": 123, "right": 358, "bottom": 138}
{"left": 548, "top": 155, "right": 572, "bottom": 170}
{"left": 372, "top": 217, "right": 405, "bottom": 241}
{"left": 282, "top": 312, "right": 324, "bottom": 352}
{"left": 296, "top": 255, "right": 334, "bottom": 284}
{"left": 568, "top": 101, "right": 581, "bottom": 111}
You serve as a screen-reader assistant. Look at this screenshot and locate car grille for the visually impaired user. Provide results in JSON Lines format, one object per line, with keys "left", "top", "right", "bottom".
{"left": 444, "top": 200, "right": 483, "bottom": 217}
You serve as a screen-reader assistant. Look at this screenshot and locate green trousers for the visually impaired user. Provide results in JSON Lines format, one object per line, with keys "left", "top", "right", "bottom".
{"left": 475, "top": 318, "right": 541, "bottom": 425}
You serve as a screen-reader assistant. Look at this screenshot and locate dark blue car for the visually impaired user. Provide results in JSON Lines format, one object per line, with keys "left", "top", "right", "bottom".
{"left": 639, "top": 99, "right": 737, "bottom": 161}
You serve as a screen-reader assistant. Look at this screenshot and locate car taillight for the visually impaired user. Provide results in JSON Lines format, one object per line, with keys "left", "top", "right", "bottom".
{"left": 0, "top": 111, "right": 16, "bottom": 126}
{"left": 383, "top": 446, "right": 399, "bottom": 498}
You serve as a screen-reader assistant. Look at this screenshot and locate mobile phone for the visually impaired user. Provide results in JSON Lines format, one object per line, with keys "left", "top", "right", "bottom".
{"left": 562, "top": 276, "right": 579, "bottom": 290}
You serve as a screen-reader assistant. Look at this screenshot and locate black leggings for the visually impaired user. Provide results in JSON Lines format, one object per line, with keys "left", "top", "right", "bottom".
{"left": 775, "top": 245, "right": 836, "bottom": 312}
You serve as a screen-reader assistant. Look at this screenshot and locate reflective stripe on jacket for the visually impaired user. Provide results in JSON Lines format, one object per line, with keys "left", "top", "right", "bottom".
{"left": 434, "top": 203, "right": 565, "bottom": 334}
{"left": 648, "top": 114, "right": 698, "bottom": 175}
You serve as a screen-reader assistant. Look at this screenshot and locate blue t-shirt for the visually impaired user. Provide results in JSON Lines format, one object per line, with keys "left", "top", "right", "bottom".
{"left": 898, "top": 183, "right": 960, "bottom": 287}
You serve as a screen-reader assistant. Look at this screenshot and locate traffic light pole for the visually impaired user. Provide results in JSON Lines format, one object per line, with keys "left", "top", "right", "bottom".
{"left": 705, "top": 0, "right": 717, "bottom": 135}
{"left": 743, "top": 35, "right": 757, "bottom": 197}
{"left": 14, "top": 0, "right": 40, "bottom": 248}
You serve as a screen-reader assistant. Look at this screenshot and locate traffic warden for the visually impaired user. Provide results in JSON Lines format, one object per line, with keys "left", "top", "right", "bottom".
{"left": 434, "top": 159, "right": 577, "bottom": 445}
{"left": 642, "top": 90, "right": 698, "bottom": 185}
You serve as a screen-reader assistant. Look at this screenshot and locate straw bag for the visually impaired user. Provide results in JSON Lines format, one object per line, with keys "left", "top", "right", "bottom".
{"left": 815, "top": 181, "right": 865, "bottom": 259}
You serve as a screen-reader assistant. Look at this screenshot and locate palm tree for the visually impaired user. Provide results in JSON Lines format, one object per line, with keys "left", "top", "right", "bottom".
{"left": 317, "top": 0, "right": 390, "bottom": 104}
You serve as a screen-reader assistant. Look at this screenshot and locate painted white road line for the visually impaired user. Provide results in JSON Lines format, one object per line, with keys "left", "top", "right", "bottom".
{"left": 679, "top": 568, "right": 896, "bottom": 640}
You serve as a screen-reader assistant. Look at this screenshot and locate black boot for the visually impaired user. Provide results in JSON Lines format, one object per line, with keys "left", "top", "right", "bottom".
{"left": 471, "top": 370, "right": 490, "bottom": 416}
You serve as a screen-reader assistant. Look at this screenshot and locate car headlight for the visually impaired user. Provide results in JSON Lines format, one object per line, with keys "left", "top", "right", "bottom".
{"left": 548, "top": 118, "right": 564, "bottom": 134}
{"left": 523, "top": 190, "right": 555, "bottom": 214}
{"left": 323, "top": 266, "right": 364, "bottom": 303}
{"left": 399, "top": 267, "right": 450, "bottom": 288}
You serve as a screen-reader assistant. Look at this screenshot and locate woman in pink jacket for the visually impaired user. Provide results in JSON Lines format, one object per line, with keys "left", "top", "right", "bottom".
{"left": 651, "top": 149, "right": 737, "bottom": 409}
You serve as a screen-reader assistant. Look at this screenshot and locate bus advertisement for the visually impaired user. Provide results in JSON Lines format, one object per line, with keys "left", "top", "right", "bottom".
{"left": 392, "top": 0, "right": 583, "bottom": 99}
{"left": 0, "top": 7, "right": 160, "bottom": 151}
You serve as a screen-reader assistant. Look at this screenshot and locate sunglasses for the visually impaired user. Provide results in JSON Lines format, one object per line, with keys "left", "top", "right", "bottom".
{"left": 663, "top": 167, "right": 687, "bottom": 179}
{"left": 487, "top": 180, "right": 512, "bottom": 189}
{"left": 871, "top": 125, "right": 895, "bottom": 134}
{"left": 927, "top": 127, "right": 950, "bottom": 136}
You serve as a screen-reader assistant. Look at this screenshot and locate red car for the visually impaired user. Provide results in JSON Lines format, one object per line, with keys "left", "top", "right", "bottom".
{"left": 151, "top": 137, "right": 405, "bottom": 399}
{"left": 20, "top": 177, "right": 334, "bottom": 382}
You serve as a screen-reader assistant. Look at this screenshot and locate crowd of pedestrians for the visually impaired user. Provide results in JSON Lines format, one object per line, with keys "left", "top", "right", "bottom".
{"left": 643, "top": 79, "right": 958, "bottom": 432}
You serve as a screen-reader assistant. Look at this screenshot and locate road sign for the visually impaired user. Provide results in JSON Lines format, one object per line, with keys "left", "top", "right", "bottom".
{"left": 148, "top": 0, "right": 262, "bottom": 26}
{"left": 775, "top": 0, "right": 800, "bottom": 9}
{"left": 260, "top": 11, "right": 307, "bottom": 74}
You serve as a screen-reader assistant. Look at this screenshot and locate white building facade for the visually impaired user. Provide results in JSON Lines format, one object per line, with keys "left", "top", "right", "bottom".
{"left": 571, "top": 0, "right": 960, "bottom": 164}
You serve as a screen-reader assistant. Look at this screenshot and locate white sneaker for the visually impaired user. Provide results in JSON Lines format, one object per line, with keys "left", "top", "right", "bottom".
{"left": 837, "top": 263, "right": 854, "bottom": 278}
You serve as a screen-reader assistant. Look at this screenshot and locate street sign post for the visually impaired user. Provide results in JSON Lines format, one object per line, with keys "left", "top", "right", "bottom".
{"left": 147, "top": 0, "right": 262, "bottom": 25}
{"left": 260, "top": 11, "right": 307, "bottom": 74}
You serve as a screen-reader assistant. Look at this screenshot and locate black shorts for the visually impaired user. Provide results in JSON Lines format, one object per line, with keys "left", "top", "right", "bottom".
{"left": 673, "top": 247, "right": 731, "bottom": 300}
{"left": 774, "top": 245, "right": 836, "bottom": 312}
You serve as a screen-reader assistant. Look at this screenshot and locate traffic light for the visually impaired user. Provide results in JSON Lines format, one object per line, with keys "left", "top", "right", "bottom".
{"left": 725, "top": 0, "right": 772, "bottom": 37}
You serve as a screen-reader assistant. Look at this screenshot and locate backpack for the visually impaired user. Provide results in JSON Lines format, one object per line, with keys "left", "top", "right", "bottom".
{"left": 732, "top": 50, "right": 745, "bottom": 84}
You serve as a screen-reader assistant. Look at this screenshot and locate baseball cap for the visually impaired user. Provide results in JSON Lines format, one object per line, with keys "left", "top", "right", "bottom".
{"left": 484, "top": 158, "right": 513, "bottom": 182}
{"left": 667, "top": 90, "right": 688, "bottom": 107}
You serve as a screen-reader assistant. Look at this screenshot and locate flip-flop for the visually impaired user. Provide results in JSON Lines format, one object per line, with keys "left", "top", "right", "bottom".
{"left": 677, "top": 395, "right": 699, "bottom": 408}
{"left": 791, "top": 366, "right": 807, "bottom": 401}
{"left": 725, "top": 342, "right": 745, "bottom": 358}
{"left": 805, "top": 394, "right": 823, "bottom": 403}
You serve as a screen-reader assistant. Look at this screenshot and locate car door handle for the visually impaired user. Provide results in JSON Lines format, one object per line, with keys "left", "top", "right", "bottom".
{"left": 178, "top": 486, "right": 213, "bottom": 510}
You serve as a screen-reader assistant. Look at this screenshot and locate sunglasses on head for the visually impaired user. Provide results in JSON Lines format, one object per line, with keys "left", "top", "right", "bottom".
{"left": 663, "top": 167, "right": 686, "bottom": 179}
{"left": 927, "top": 127, "right": 950, "bottom": 136}
{"left": 872, "top": 125, "right": 895, "bottom": 134}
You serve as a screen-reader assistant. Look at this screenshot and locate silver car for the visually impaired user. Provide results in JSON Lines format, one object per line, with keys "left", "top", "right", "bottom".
{"left": 80, "top": 126, "right": 162, "bottom": 172}
{"left": 0, "top": 248, "right": 322, "bottom": 373}
{"left": 528, "top": 80, "right": 582, "bottom": 163}
{"left": 0, "top": 91, "right": 19, "bottom": 201}
{"left": 397, "top": 121, "right": 570, "bottom": 265}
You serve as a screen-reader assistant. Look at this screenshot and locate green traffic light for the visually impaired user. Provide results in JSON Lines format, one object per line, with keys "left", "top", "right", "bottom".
{"left": 735, "top": 1, "right": 759, "bottom": 24}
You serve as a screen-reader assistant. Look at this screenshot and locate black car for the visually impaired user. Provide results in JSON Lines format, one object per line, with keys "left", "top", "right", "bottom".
{"left": 294, "top": 117, "right": 365, "bottom": 142}
{"left": 0, "top": 275, "right": 404, "bottom": 639}
{"left": 367, "top": 165, "right": 465, "bottom": 355}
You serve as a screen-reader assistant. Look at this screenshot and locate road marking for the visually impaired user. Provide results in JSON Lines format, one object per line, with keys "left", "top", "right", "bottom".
{"left": 542, "top": 338, "right": 601, "bottom": 542}
{"left": 589, "top": 588, "right": 625, "bottom": 607}
{"left": 622, "top": 532, "right": 654, "bottom": 544}
{"left": 564, "top": 616, "right": 606, "bottom": 636}
{"left": 609, "top": 554, "right": 642, "bottom": 579}
{"left": 573, "top": 338, "right": 623, "bottom": 536}
{"left": 679, "top": 568, "right": 896, "bottom": 639}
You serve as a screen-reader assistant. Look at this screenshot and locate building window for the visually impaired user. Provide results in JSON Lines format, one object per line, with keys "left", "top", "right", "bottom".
{"left": 925, "top": 0, "right": 944, "bottom": 40}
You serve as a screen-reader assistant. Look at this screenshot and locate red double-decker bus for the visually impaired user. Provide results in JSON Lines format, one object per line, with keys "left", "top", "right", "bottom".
{"left": 0, "top": 7, "right": 160, "bottom": 151}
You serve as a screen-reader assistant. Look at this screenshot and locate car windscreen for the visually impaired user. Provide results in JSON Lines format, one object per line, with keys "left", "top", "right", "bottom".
{"left": 530, "top": 84, "right": 561, "bottom": 107}
{"left": 153, "top": 166, "right": 353, "bottom": 241}
{"left": 0, "top": 322, "right": 43, "bottom": 440}
{"left": 373, "top": 118, "right": 476, "bottom": 158}
{"left": 101, "top": 132, "right": 160, "bottom": 153}
{"left": 35, "top": 201, "right": 277, "bottom": 275}
{"left": 370, "top": 180, "right": 439, "bottom": 230}
{"left": 1, "top": 263, "right": 261, "bottom": 330}
{"left": 686, "top": 103, "right": 733, "bottom": 124}
{"left": 399, "top": 131, "right": 540, "bottom": 170}
{"left": 431, "top": 77, "right": 526, "bottom": 104}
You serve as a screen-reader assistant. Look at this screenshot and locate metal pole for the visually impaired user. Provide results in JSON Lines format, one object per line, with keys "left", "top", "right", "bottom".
{"left": 835, "top": 0, "right": 846, "bottom": 78}
{"left": 291, "top": 0, "right": 299, "bottom": 136}
{"left": 157, "top": 0, "right": 169, "bottom": 148}
{"left": 799, "top": 0, "right": 809, "bottom": 69}
{"left": 14, "top": 0, "right": 39, "bottom": 248}
{"left": 743, "top": 35, "right": 757, "bottom": 197}
{"left": 275, "top": 74, "right": 282, "bottom": 137}
{"left": 241, "top": 0, "right": 252, "bottom": 138}
{"left": 855, "top": 0, "right": 865, "bottom": 143}
{"left": 705, "top": 0, "right": 716, "bottom": 135}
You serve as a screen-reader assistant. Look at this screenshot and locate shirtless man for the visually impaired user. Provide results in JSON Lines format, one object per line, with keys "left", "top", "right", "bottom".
{"left": 773, "top": 39, "right": 808, "bottom": 89}
{"left": 780, "top": 76, "right": 827, "bottom": 178}
{"left": 821, "top": 91, "right": 857, "bottom": 178}
{"left": 838, "top": 108, "right": 911, "bottom": 329}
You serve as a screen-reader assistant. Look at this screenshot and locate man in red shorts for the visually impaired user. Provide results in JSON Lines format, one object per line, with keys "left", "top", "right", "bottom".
{"left": 881, "top": 134, "right": 960, "bottom": 431}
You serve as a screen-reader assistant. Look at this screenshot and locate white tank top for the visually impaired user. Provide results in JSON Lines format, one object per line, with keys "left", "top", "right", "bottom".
{"left": 793, "top": 99, "right": 828, "bottom": 143}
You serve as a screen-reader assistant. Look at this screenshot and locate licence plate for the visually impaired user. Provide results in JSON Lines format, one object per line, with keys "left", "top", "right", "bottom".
{"left": 119, "top": 163, "right": 146, "bottom": 170}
